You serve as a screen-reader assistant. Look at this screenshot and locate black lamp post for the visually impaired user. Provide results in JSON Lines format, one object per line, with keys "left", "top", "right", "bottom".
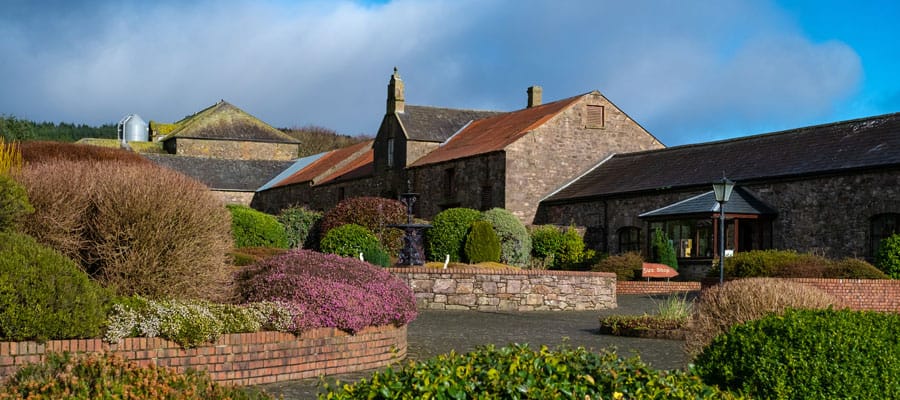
{"left": 712, "top": 176, "right": 735, "bottom": 284}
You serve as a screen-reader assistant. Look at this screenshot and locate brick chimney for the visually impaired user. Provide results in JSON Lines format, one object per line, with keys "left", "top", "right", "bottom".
{"left": 527, "top": 86, "right": 542, "bottom": 108}
{"left": 387, "top": 67, "right": 405, "bottom": 114}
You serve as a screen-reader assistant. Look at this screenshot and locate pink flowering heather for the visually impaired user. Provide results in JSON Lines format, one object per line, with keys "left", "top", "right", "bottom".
{"left": 237, "top": 250, "right": 417, "bottom": 333}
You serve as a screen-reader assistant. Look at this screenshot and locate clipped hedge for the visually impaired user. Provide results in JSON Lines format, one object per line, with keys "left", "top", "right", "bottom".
{"left": 0, "top": 174, "right": 33, "bottom": 231}
{"left": 278, "top": 206, "right": 322, "bottom": 249}
{"left": 875, "top": 233, "right": 900, "bottom": 278}
{"left": 321, "top": 344, "right": 740, "bottom": 399}
{"left": 319, "top": 197, "right": 406, "bottom": 253}
{"left": 464, "top": 220, "right": 501, "bottom": 263}
{"left": 426, "top": 207, "right": 482, "bottom": 262}
{"left": 0, "top": 231, "right": 110, "bottom": 342}
{"left": 721, "top": 249, "right": 889, "bottom": 279}
{"left": 695, "top": 309, "right": 900, "bottom": 399}
{"left": 227, "top": 204, "right": 289, "bottom": 249}
{"left": 481, "top": 208, "right": 531, "bottom": 267}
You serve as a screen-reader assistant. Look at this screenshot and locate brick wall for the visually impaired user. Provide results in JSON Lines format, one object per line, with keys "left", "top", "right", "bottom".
{"left": 0, "top": 325, "right": 406, "bottom": 386}
{"left": 617, "top": 281, "right": 701, "bottom": 295}
{"left": 700, "top": 278, "right": 900, "bottom": 312}
{"left": 388, "top": 268, "right": 616, "bottom": 311}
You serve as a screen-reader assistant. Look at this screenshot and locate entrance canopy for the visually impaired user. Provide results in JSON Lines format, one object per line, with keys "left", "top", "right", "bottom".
{"left": 639, "top": 187, "right": 777, "bottom": 218}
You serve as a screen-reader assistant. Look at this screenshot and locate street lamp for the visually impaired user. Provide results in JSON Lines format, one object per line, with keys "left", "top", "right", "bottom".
{"left": 712, "top": 176, "right": 735, "bottom": 284}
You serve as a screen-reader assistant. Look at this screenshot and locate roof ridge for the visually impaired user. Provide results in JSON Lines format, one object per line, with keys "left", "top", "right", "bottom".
{"left": 404, "top": 104, "right": 504, "bottom": 114}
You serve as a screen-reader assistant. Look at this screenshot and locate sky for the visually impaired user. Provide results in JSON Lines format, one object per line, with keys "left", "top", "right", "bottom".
{"left": 1, "top": 0, "right": 898, "bottom": 146}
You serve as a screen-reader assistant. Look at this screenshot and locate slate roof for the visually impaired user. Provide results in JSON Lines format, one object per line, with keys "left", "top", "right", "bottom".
{"left": 545, "top": 112, "right": 900, "bottom": 202}
{"left": 161, "top": 100, "right": 299, "bottom": 143}
{"left": 267, "top": 140, "right": 373, "bottom": 188}
{"left": 399, "top": 105, "right": 502, "bottom": 142}
{"left": 143, "top": 154, "right": 294, "bottom": 191}
{"left": 409, "top": 94, "right": 584, "bottom": 167}
{"left": 639, "top": 187, "right": 778, "bottom": 218}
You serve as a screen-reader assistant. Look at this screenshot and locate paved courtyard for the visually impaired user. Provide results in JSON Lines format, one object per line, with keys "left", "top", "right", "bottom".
{"left": 256, "top": 294, "right": 694, "bottom": 399}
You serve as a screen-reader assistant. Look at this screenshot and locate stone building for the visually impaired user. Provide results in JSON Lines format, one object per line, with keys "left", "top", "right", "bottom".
{"left": 536, "top": 113, "right": 900, "bottom": 274}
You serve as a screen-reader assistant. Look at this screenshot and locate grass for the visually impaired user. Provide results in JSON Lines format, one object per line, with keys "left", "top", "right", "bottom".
{"left": 598, "top": 294, "right": 692, "bottom": 339}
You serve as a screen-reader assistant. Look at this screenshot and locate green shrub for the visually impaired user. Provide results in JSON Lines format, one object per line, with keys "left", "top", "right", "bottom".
{"left": 827, "top": 257, "right": 890, "bottom": 279}
{"left": 685, "top": 277, "right": 840, "bottom": 356}
{"left": 464, "top": 220, "right": 502, "bottom": 263}
{"left": 695, "top": 309, "right": 900, "bottom": 399}
{"left": 531, "top": 225, "right": 590, "bottom": 270}
{"left": 1, "top": 352, "right": 273, "bottom": 399}
{"left": 875, "top": 233, "right": 900, "bottom": 278}
{"left": 720, "top": 249, "right": 889, "bottom": 279}
{"left": 481, "top": 208, "right": 531, "bottom": 267}
{"left": 227, "top": 204, "right": 289, "bottom": 249}
{"left": 556, "top": 226, "right": 588, "bottom": 269}
{"left": 321, "top": 344, "right": 740, "bottom": 399}
{"left": 592, "top": 252, "right": 642, "bottom": 280}
{"left": 0, "top": 231, "right": 110, "bottom": 342}
{"left": 652, "top": 228, "right": 678, "bottom": 270}
{"left": 320, "top": 223, "right": 385, "bottom": 260}
{"left": 426, "top": 207, "right": 482, "bottom": 262}
{"left": 277, "top": 206, "right": 322, "bottom": 249}
{"left": 0, "top": 174, "right": 33, "bottom": 231}
{"left": 530, "top": 225, "right": 564, "bottom": 260}
{"left": 360, "top": 241, "right": 392, "bottom": 267}
{"left": 319, "top": 197, "right": 406, "bottom": 253}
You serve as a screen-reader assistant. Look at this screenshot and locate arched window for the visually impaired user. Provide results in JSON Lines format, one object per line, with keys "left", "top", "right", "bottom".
{"left": 871, "top": 213, "right": 900, "bottom": 256}
{"left": 617, "top": 226, "right": 641, "bottom": 253}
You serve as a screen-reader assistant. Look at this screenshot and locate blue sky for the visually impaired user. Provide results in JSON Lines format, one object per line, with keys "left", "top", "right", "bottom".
{"left": 0, "top": 0, "right": 897, "bottom": 146}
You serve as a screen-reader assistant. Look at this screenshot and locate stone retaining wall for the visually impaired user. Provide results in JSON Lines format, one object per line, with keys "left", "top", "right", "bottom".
{"left": 0, "top": 325, "right": 406, "bottom": 386}
{"left": 388, "top": 268, "right": 616, "bottom": 311}
{"left": 617, "top": 281, "right": 701, "bottom": 295}
{"left": 701, "top": 278, "right": 900, "bottom": 312}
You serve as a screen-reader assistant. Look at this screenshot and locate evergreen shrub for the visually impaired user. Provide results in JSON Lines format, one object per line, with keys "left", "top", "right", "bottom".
{"left": 227, "top": 204, "right": 289, "bottom": 249}
{"left": 321, "top": 344, "right": 739, "bottom": 399}
{"left": 652, "top": 228, "right": 678, "bottom": 270}
{"left": 481, "top": 208, "right": 531, "bottom": 267}
{"left": 237, "top": 250, "right": 417, "bottom": 333}
{"left": 320, "top": 223, "right": 384, "bottom": 259}
{"left": 426, "top": 207, "right": 482, "bottom": 262}
{"left": 18, "top": 161, "right": 234, "bottom": 301}
{"left": 875, "top": 233, "right": 900, "bottom": 278}
{"left": 556, "top": 226, "right": 588, "bottom": 269}
{"left": 464, "top": 220, "right": 501, "bottom": 263}
{"left": 530, "top": 225, "right": 564, "bottom": 260}
{"left": 592, "top": 252, "right": 642, "bottom": 280}
{"left": 319, "top": 197, "right": 406, "bottom": 253}
{"left": 0, "top": 231, "right": 110, "bottom": 342}
{"left": 277, "top": 206, "right": 322, "bottom": 248}
{"left": 695, "top": 309, "right": 900, "bottom": 399}
{"left": 0, "top": 175, "right": 33, "bottom": 231}
{"left": 360, "top": 241, "right": 392, "bottom": 267}
{"left": 1, "top": 352, "right": 274, "bottom": 399}
{"left": 530, "top": 225, "right": 591, "bottom": 270}
{"left": 721, "top": 249, "right": 889, "bottom": 279}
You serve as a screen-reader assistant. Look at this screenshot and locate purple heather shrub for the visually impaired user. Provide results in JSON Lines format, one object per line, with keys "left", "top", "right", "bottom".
{"left": 237, "top": 249, "right": 417, "bottom": 333}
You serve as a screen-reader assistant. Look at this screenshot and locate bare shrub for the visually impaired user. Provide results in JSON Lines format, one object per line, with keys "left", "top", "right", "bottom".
{"left": 19, "top": 141, "right": 149, "bottom": 164}
{"left": 685, "top": 278, "right": 841, "bottom": 357}
{"left": 18, "top": 160, "right": 234, "bottom": 301}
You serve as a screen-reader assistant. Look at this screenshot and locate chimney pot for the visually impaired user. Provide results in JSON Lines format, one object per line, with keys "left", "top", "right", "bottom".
{"left": 527, "top": 86, "right": 542, "bottom": 108}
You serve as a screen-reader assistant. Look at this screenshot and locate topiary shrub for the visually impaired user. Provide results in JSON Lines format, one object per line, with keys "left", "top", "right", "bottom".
{"left": 19, "top": 140, "right": 150, "bottom": 164}
{"left": 481, "top": 208, "right": 531, "bottom": 267}
{"left": 426, "top": 207, "right": 482, "bottom": 262}
{"left": 685, "top": 277, "right": 841, "bottom": 356}
{"left": 319, "top": 197, "right": 406, "bottom": 254}
{"left": 0, "top": 231, "right": 110, "bottom": 342}
{"left": 464, "top": 220, "right": 502, "bottom": 263}
{"left": 18, "top": 160, "right": 234, "bottom": 301}
{"left": 827, "top": 257, "right": 890, "bottom": 279}
{"left": 277, "top": 206, "right": 322, "bottom": 249}
{"left": 652, "top": 228, "right": 678, "bottom": 270}
{"left": 227, "top": 204, "right": 289, "bottom": 249}
{"left": 1, "top": 352, "right": 274, "bottom": 399}
{"left": 321, "top": 344, "right": 739, "bottom": 399}
{"left": 320, "top": 223, "right": 384, "bottom": 260}
{"left": 875, "top": 233, "right": 900, "bottom": 278}
{"left": 237, "top": 249, "right": 417, "bottom": 333}
{"left": 694, "top": 308, "right": 900, "bottom": 399}
{"left": 0, "top": 174, "right": 33, "bottom": 231}
{"left": 592, "top": 252, "right": 642, "bottom": 280}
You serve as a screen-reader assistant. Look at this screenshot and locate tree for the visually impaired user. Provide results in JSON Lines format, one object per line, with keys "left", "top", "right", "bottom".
{"left": 652, "top": 228, "right": 678, "bottom": 270}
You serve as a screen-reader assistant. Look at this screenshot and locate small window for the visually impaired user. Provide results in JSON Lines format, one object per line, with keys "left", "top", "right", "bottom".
{"left": 871, "top": 213, "right": 900, "bottom": 257}
{"left": 480, "top": 185, "right": 493, "bottom": 211}
{"left": 586, "top": 105, "right": 604, "bottom": 129}
{"left": 618, "top": 226, "right": 641, "bottom": 253}
{"left": 386, "top": 138, "right": 395, "bottom": 168}
{"left": 443, "top": 168, "right": 456, "bottom": 198}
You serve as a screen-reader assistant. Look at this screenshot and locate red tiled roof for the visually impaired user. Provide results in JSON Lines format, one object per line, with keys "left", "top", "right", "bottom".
{"left": 271, "top": 140, "right": 372, "bottom": 188}
{"left": 318, "top": 149, "right": 374, "bottom": 184}
{"left": 409, "top": 94, "right": 583, "bottom": 167}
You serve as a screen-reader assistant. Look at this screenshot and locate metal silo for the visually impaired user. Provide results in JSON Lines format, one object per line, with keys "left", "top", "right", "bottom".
{"left": 117, "top": 114, "right": 149, "bottom": 142}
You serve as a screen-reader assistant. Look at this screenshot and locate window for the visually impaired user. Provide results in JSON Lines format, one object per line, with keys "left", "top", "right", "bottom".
{"left": 586, "top": 105, "right": 604, "bottom": 129}
{"left": 443, "top": 168, "right": 456, "bottom": 198}
{"left": 386, "top": 138, "right": 395, "bottom": 168}
{"left": 617, "top": 227, "right": 641, "bottom": 253}
{"left": 871, "top": 213, "right": 900, "bottom": 257}
{"left": 480, "top": 185, "right": 493, "bottom": 211}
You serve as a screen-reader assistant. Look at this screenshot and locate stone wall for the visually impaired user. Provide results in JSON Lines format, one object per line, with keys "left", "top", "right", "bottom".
{"left": 408, "top": 153, "right": 506, "bottom": 219}
{"left": 251, "top": 175, "right": 386, "bottom": 214}
{"left": 213, "top": 190, "right": 254, "bottom": 205}
{"left": 388, "top": 268, "right": 616, "bottom": 311}
{"left": 168, "top": 138, "right": 299, "bottom": 161}
{"left": 0, "top": 325, "right": 406, "bottom": 386}
{"left": 701, "top": 278, "right": 900, "bottom": 312}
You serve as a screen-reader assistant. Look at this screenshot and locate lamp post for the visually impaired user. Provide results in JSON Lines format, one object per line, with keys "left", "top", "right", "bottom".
{"left": 712, "top": 176, "right": 735, "bottom": 284}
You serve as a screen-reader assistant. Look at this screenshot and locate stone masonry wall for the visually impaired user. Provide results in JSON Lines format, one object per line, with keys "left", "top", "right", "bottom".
{"left": 172, "top": 138, "right": 299, "bottom": 161}
{"left": 213, "top": 190, "right": 254, "bottom": 205}
{"left": 408, "top": 153, "right": 506, "bottom": 219}
{"left": 388, "top": 268, "right": 617, "bottom": 311}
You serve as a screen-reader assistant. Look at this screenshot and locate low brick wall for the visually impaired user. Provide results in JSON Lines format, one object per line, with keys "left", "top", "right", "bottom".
{"left": 701, "top": 278, "right": 900, "bottom": 312}
{"left": 388, "top": 268, "right": 616, "bottom": 311}
{"left": 617, "top": 281, "right": 701, "bottom": 295}
{"left": 0, "top": 325, "right": 406, "bottom": 386}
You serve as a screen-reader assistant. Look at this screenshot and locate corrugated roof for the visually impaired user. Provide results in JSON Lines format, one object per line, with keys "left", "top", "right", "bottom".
{"left": 409, "top": 95, "right": 584, "bottom": 167}
{"left": 162, "top": 100, "right": 299, "bottom": 143}
{"left": 399, "top": 105, "right": 502, "bottom": 142}
{"left": 639, "top": 187, "right": 778, "bottom": 218}
{"left": 269, "top": 140, "right": 373, "bottom": 188}
{"left": 143, "top": 154, "right": 293, "bottom": 191}
{"left": 546, "top": 112, "right": 900, "bottom": 202}
{"left": 318, "top": 149, "right": 374, "bottom": 184}
{"left": 256, "top": 152, "right": 326, "bottom": 192}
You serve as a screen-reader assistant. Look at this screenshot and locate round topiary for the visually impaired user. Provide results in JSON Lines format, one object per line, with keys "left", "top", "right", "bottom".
{"left": 426, "top": 208, "right": 483, "bottom": 262}
{"left": 0, "top": 231, "right": 110, "bottom": 342}
{"left": 464, "top": 221, "right": 502, "bottom": 263}
{"left": 320, "top": 223, "right": 384, "bottom": 260}
{"left": 319, "top": 197, "right": 406, "bottom": 254}
{"left": 277, "top": 206, "right": 322, "bottom": 249}
{"left": 481, "top": 208, "right": 531, "bottom": 267}
{"left": 0, "top": 174, "right": 33, "bottom": 231}
{"left": 227, "top": 204, "right": 289, "bottom": 249}
{"left": 875, "top": 233, "right": 900, "bottom": 278}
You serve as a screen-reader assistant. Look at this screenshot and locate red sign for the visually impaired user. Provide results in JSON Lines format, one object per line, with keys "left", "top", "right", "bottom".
{"left": 641, "top": 262, "right": 679, "bottom": 278}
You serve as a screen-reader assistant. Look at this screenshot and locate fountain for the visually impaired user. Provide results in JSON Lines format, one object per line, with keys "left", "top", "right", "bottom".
{"left": 389, "top": 184, "right": 431, "bottom": 266}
